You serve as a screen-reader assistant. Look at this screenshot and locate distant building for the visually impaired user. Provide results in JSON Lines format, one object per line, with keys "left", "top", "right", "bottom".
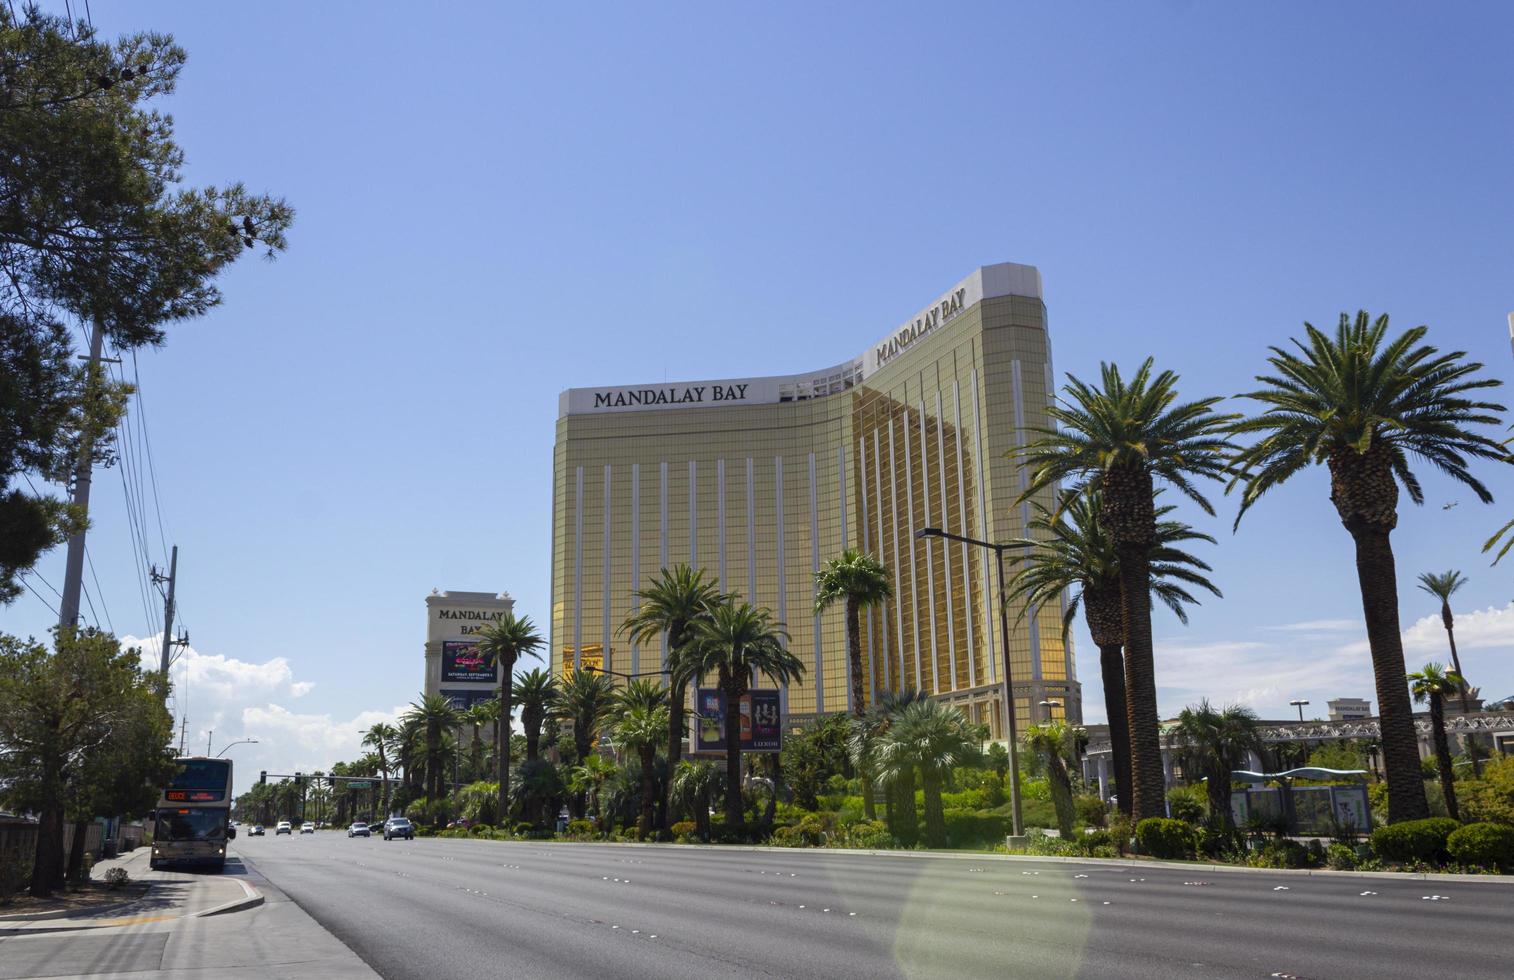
{"left": 424, "top": 589, "right": 513, "bottom": 712}
{"left": 1327, "top": 698, "right": 1371, "bottom": 721}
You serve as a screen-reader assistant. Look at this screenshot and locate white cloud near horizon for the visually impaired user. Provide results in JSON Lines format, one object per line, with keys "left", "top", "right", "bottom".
{"left": 121, "top": 634, "right": 404, "bottom": 795}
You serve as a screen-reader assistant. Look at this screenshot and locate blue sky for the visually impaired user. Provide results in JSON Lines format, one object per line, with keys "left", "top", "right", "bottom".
{"left": 6, "top": 2, "right": 1514, "bottom": 791}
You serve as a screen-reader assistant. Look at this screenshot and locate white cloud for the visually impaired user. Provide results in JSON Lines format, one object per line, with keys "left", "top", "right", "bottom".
{"left": 1264, "top": 618, "right": 1362, "bottom": 633}
{"left": 119, "top": 634, "right": 402, "bottom": 796}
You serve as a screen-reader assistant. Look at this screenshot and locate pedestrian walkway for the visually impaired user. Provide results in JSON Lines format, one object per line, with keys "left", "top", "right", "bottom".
{"left": 0, "top": 844, "right": 379, "bottom": 980}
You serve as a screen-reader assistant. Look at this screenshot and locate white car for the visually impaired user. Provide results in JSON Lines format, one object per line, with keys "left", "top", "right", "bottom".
{"left": 347, "top": 822, "right": 371, "bottom": 838}
{"left": 275, "top": 820, "right": 292, "bottom": 836}
{"left": 299, "top": 822, "right": 315, "bottom": 834}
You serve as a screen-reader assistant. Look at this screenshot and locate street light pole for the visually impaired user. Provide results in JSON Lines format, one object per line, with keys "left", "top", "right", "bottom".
{"left": 1290, "top": 699, "right": 1310, "bottom": 722}
{"left": 919, "top": 527, "right": 1028, "bottom": 838}
{"left": 215, "top": 738, "right": 259, "bottom": 758}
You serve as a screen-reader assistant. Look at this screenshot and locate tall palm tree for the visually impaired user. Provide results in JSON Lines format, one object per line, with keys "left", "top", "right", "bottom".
{"left": 1009, "top": 489, "right": 1221, "bottom": 817}
{"left": 363, "top": 722, "right": 397, "bottom": 819}
{"left": 1409, "top": 663, "right": 1464, "bottom": 821}
{"left": 616, "top": 703, "right": 669, "bottom": 838}
{"left": 512, "top": 667, "right": 559, "bottom": 763}
{"left": 875, "top": 699, "right": 984, "bottom": 848}
{"left": 616, "top": 677, "right": 670, "bottom": 714}
{"left": 814, "top": 548, "right": 893, "bottom": 818}
{"left": 1022, "top": 722, "right": 1084, "bottom": 837}
{"left": 391, "top": 716, "right": 426, "bottom": 796}
{"left": 1173, "top": 700, "right": 1262, "bottom": 830}
{"left": 621, "top": 565, "right": 726, "bottom": 834}
{"left": 686, "top": 600, "right": 806, "bottom": 828}
{"left": 463, "top": 702, "right": 495, "bottom": 783}
{"left": 553, "top": 669, "right": 617, "bottom": 815}
{"left": 1416, "top": 571, "right": 1475, "bottom": 717}
{"left": 1231, "top": 312, "right": 1507, "bottom": 823}
{"left": 404, "top": 693, "right": 460, "bottom": 808}
{"left": 1019, "top": 358, "right": 1236, "bottom": 821}
{"left": 473, "top": 612, "right": 546, "bottom": 825}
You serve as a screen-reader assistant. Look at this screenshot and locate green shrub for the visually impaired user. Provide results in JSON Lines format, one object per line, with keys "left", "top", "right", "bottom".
{"left": 1326, "top": 842, "right": 1359, "bottom": 871}
{"left": 102, "top": 867, "right": 130, "bottom": 890}
{"left": 1165, "top": 785, "right": 1207, "bottom": 825}
{"left": 1460, "top": 757, "right": 1514, "bottom": 827}
{"left": 1446, "top": 822, "right": 1514, "bottom": 871}
{"left": 1106, "top": 813, "right": 1132, "bottom": 856}
{"left": 1074, "top": 795, "right": 1107, "bottom": 828}
{"left": 838, "top": 819, "right": 897, "bottom": 850}
{"left": 468, "top": 823, "right": 493, "bottom": 836}
{"left": 943, "top": 810, "right": 1014, "bottom": 848}
{"left": 1370, "top": 817, "right": 1461, "bottom": 864}
{"left": 1248, "top": 839, "right": 1316, "bottom": 869}
{"left": 1195, "top": 825, "right": 1244, "bottom": 860}
{"left": 512, "top": 822, "right": 534, "bottom": 837}
{"left": 670, "top": 820, "right": 698, "bottom": 838}
{"left": 1135, "top": 818, "right": 1196, "bottom": 859}
{"left": 565, "top": 819, "right": 595, "bottom": 839}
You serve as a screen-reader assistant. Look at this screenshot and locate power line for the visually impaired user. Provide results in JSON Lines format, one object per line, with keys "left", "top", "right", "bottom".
{"left": 85, "top": 545, "right": 115, "bottom": 635}
{"left": 131, "top": 350, "right": 172, "bottom": 558}
{"left": 20, "top": 574, "right": 60, "bottom": 618}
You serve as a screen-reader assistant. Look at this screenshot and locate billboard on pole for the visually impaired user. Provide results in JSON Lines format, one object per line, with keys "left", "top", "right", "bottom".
{"left": 693, "top": 688, "right": 782, "bottom": 753}
{"left": 441, "top": 641, "right": 496, "bottom": 683}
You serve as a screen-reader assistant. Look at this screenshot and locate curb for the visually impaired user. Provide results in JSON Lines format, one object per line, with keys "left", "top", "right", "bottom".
{"left": 0, "top": 887, "right": 151, "bottom": 923}
{"left": 424, "top": 833, "right": 1514, "bottom": 884}
{"left": 195, "top": 877, "right": 264, "bottom": 917}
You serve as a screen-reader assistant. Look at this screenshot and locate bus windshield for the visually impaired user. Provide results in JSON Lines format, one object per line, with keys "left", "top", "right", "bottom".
{"left": 156, "top": 808, "right": 228, "bottom": 842}
{"left": 169, "top": 759, "right": 232, "bottom": 791}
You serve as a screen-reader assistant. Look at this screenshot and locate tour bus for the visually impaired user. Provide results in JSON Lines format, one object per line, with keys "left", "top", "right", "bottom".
{"left": 151, "top": 757, "right": 235, "bottom": 871}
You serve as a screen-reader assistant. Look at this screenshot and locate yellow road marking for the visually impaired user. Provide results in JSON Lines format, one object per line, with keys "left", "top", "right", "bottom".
{"left": 96, "top": 914, "right": 175, "bottom": 927}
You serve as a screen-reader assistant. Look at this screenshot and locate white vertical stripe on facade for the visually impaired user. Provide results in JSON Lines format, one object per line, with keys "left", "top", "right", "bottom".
{"left": 660, "top": 461, "right": 668, "bottom": 667}
{"left": 1011, "top": 360, "right": 1041, "bottom": 678}
{"left": 886, "top": 421, "right": 906, "bottom": 693}
{"left": 717, "top": 458, "right": 727, "bottom": 587}
{"left": 899, "top": 408, "right": 923, "bottom": 693}
{"left": 688, "top": 460, "right": 698, "bottom": 566}
{"left": 970, "top": 370, "right": 996, "bottom": 685}
{"left": 917, "top": 399, "right": 939, "bottom": 694}
{"left": 774, "top": 455, "right": 788, "bottom": 714}
{"left": 808, "top": 452, "right": 823, "bottom": 714}
{"left": 858, "top": 437, "right": 876, "bottom": 706}
{"left": 746, "top": 458, "right": 756, "bottom": 602}
{"left": 935, "top": 389, "right": 958, "bottom": 692}
{"left": 953, "top": 381, "right": 977, "bottom": 688}
{"left": 603, "top": 464, "right": 612, "bottom": 670}
{"left": 574, "top": 466, "right": 583, "bottom": 673}
{"left": 874, "top": 428, "right": 891, "bottom": 694}
{"left": 630, "top": 463, "right": 640, "bottom": 676}
{"left": 836, "top": 444, "right": 852, "bottom": 712}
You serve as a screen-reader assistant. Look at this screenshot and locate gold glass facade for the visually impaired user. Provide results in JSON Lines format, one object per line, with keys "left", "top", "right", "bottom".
{"left": 551, "top": 265, "right": 1080, "bottom": 736}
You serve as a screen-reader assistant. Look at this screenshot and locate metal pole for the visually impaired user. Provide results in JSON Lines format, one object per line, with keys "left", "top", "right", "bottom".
{"left": 207, "top": 729, "right": 213, "bottom": 757}
{"left": 996, "top": 546, "right": 1024, "bottom": 838}
{"left": 158, "top": 546, "right": 178, "bottom": 685}
{"left": 57, "top": 321, "right": 106, "bottom": 629}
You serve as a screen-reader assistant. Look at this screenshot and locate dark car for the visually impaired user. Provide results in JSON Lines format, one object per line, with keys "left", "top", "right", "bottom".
{"left": 248, "top": 824, "right": 265, "bottom": 837}
{"left": 383, "top": 817, "right": 414, "bottom": 841}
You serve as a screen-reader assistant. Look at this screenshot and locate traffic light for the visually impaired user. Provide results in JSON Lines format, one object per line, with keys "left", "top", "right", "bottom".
{"left": 260, "top": 771, "right": 267, "bottom": 786}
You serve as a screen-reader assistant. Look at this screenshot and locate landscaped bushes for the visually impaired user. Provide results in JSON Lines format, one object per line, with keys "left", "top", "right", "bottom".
{"left": 943, "top": 810, "right": 1014, "bottom": 848}
{"left": 1370, "top": 817, "right": 1460, "bottom": 864}
{"left": 1446, "top": 823, "right": 1514, "bottom": 871}
{"left": 1165, "top": 786, "right": 1206, "bottom": 825}
{"left": 1134, "top": 818, "right": 1195, "bottom": 859}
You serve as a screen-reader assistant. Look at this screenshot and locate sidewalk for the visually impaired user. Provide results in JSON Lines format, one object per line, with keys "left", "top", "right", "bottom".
{"left": 0, "top": 847, "right": 379, "bottom": 980}
{"left": 0, "top": 847, "right": 259, "bottom": 933}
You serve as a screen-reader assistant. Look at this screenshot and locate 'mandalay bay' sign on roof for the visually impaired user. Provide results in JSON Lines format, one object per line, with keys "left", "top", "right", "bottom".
{"left": 559, "top": 263, "right": 1042, "bottom": 417}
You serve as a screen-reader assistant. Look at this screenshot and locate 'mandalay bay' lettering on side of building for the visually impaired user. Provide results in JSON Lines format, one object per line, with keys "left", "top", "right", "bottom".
{"left": 594, "top": 383, "right": 750, "bottom": 409}
{"left": 875, "top": 288, "right": 967, "bottom": 368}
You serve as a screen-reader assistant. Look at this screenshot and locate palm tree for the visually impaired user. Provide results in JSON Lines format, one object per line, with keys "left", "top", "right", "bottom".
{"left": 512, "top": 667, "right": 559, "bottom": 763}
{"left": 1173, "top": 700, "right": 1262, "bottom": 830}
{"left": 670, "top": 759, "right": 724, "bottom": 841}
{"left": 875, "top": 699, "right": 984, "bottom": 847}
{"left": 621, "top": 565, "right": 726, "bottom": 834}
{"left": 404, "top": 693, "right": 460, "bottom": 809}
{"left": 392, "top": 716, "right": 426, "bottom": 796}
{"left": 363, "top": 722, "right": 397, "bottom": 819}
{"left": 686, "top": 600, "right": 806, "bottom": 828}
{"left": 616, "top": 703, "right": 669, "bottom": 838}
{"left": 814, "top": 548, "right": 893, "bottom": 817}
{"left": 1417, "top": 571, "right": 1475, "bottom": 718}
{"left": 462, "top": 702, "right": 495, "bottom": 782}
{"left": 1018, "top": 358, "right": 1236, "bottom": 821}
{"left": 1008, "top": 489, "right": 1221, "bottom": 817}
{"left": 553, "top": 669, "right": 617, "bottom": 815}
{"left": 1022, "top": 722, "right": 1084, "bottom": 837}
{"left": 567, "top": 754, "right": 617, "bottom": 828}
{"left": 473, "top": 612, "right": 546, "bottom": 825}
{"left": 1231, "top": 312, "right": 1507, "bottom": 822}
{"left": 616, "top": 677, "right": 670, "bottom": 714}
{"left": 1409, "top": 663, "right": 1464, "bottom": 821}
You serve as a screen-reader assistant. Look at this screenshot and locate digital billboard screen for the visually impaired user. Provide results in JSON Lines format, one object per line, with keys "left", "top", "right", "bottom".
{"left": 693, "top": 689, "right": 781, "bottom": 753}
{"left": 441, "top": 641, "right": 496, "bottom": 683}
{"left": 440, "top": 689, "right": 498, "bottom": 711}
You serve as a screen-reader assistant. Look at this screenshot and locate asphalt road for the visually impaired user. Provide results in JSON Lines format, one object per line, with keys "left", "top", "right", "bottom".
{"left": 234, "top": 833, "right": 1514, "bottom": 980}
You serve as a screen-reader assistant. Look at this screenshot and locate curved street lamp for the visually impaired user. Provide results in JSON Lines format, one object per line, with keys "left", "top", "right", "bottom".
{"left": 215, "top": 737, "right": 259, "bottom": 758}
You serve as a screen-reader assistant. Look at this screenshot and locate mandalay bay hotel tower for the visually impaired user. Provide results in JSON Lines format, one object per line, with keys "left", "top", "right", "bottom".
{"left": 551, "top": 263, "right": 1080, "bottom": 736}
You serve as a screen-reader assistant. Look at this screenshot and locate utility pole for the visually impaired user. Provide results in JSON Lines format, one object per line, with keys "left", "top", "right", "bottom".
{"left": 154, "top": 546, "right": 178, "bottom": 684}
{"left": 57, "top": 322, "right": 110, "bottom": 629}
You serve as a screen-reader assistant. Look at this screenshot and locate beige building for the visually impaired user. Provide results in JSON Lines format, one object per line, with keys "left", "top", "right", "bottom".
{"left": 423, "top": 590, "right": 515, "bottom": 711}
{"left": 550, "top": 263, "right": 1079, "bottom": 735}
